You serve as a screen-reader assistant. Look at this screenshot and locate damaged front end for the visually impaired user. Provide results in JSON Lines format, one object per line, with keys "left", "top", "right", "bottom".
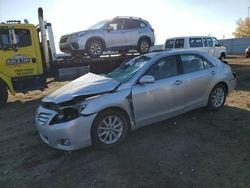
{"left": 39, "top": 93, "right": 103, "bottom": 125}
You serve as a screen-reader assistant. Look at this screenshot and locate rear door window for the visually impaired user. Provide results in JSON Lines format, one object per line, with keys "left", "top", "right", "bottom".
{"left": 180, "top": 54, "right": 204, "bottom": 73}
{"left": 189, "top": 38, "right": 203, "bottom": 48}
{"left": 174, "top": 39, "right": 184, "bottom": 49}
{"left": 165, "top": 40, "right": 174, "bottom": 49}
{"left": 203, "top": 38, "right": 208, "bottom": 47}
{"left": 124, "top": 19, "right": 140, "bottom": 29}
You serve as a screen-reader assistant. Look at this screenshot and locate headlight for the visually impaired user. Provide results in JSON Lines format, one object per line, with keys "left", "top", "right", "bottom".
{"left": 50, "top": 104, "right": 87, "bottom": 125}
{"left": 72, "top": 32, "right": 85, "bottom": 39}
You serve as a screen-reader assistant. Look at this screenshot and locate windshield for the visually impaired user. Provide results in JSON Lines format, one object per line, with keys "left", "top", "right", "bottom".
{"left": 88, "top": 20, "right": 109, "bottom": 30}
{"left": 106, "top": 56, "right": 151, "bottom": 83}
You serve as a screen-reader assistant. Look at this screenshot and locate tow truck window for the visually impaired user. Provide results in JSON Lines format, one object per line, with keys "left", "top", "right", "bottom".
{"left": 0, "top": 29, "right": 31, "bottom": 49}
{"left": 0, "top": 29, "right": 9, "bottom": 50}
{"left": 15, "top": 29, "right": 32, "bottom": 47}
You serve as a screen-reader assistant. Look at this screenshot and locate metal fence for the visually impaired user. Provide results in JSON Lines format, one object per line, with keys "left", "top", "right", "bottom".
{"left": 220, "top": 37, "right": 250, "bottom": 54}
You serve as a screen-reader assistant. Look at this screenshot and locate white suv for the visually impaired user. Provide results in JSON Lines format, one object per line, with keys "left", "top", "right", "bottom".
{"left": 150, "top": 36, "right": 226, "bottom": 60}
{"left": 60, "top": 17, "right": 155, "bottom": 58}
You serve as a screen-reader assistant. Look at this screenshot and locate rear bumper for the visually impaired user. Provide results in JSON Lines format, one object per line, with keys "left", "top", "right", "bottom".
{"left": 228, "top": 72, "right": 237, "bottom": 94}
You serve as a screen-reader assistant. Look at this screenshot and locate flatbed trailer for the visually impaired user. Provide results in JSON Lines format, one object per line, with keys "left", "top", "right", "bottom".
{"left": 0, "top": 8, "right": 139, "bottom": 107}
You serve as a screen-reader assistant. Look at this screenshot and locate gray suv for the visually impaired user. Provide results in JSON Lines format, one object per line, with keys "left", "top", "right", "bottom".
{"left": 59, "top": 16, "right": 155, "bottom": 58}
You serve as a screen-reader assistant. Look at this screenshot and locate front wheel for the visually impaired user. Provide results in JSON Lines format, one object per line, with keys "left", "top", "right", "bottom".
{"left": 0, "top": 81, "right": 8, "bottom": 108}
{"left": 86, "top": 40, "right": 104, "bottom": 58}
{"left": 207, "top": 84, "right": 227, "bottom": 110}
{"left": 138, "top": 39, "right": 150, "bottom": 54}
{"left": 91, "top": 109, "right": 128, "bottom": 149}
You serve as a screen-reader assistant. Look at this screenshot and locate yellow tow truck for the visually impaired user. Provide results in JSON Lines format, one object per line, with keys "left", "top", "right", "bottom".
{"left": 0, "top": 7, "right": 63, "bottom": 107}
{"left": 0, "top": 8, "right": 139, "bottom": 108}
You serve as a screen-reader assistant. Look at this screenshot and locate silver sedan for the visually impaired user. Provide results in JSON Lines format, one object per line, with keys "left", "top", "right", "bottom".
{"left": 35, "top": 50, "right": 236, "bottom": 151}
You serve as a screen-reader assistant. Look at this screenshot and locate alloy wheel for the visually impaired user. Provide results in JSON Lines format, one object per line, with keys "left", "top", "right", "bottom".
{"left": 97, "top": 115, "right": 123, "bottom": 144}
{"left": 211, "top": 88, "right": 225, "bottom": 108}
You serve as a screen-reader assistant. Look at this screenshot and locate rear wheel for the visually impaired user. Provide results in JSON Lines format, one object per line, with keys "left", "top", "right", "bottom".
{"left": 86, "top": 40, "right": 104, "bottom": 58}
{"left": 207, "top": 84, "right": 227, "bottom": 110}
{"left": 91, "top": 109, "right": 128, "bottom": 149}
{"left": 138, "top": 38, "right": 150, "bottom": 54}
{"left": 0, "top": 81, "right": 8, "bottom": 108}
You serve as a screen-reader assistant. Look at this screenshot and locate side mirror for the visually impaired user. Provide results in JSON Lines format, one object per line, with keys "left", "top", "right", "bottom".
{"left": 139, "top": 75, "right": 155, "bottom": 84}
{"left": 105, "top": 26, "right": 114, "bottom": 32}
{"left": 215, "top": 42, "right": 223, "bottom": 47}
{"left": 8, "top": 28, "right": 18, "bottom": 51}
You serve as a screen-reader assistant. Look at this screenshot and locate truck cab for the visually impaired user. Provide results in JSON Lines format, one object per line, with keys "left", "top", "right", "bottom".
{"left": 0, "top": 8, "right": 56, "bottom": 107}
{"left": 0, "top": 23, "right": 46, "bottom": 94}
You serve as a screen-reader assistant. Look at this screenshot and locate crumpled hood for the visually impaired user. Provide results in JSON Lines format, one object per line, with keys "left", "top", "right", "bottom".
{"left": 42, "top": 73, "right": 120, "bottom": 104}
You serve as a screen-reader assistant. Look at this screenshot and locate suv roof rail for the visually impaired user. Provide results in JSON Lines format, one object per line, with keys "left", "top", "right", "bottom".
{"left": 114, "top": 16, "right": 142, "bottom": 20}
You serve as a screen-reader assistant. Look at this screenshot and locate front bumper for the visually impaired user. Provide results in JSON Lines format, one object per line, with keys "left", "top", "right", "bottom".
{"left": 35, "top": 106, "right": 97, "bottom": 151}
{"left": 59, "top": 35, "right": 81, "bottom": 53}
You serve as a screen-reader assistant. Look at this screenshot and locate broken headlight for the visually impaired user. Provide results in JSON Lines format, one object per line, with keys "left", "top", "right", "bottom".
{"left": 50, "top": 104, "right": 87, "bottom": 125}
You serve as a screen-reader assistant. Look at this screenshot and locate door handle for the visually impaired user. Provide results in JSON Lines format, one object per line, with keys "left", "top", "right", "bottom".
{"left": 32, "top": 58, "right": 36, "bottom": 63}
{"left": 211, "top": 71, "right": 217, "bottom": 75}
{"left": 175, "top": 80, "right": 183, "bottom": 85}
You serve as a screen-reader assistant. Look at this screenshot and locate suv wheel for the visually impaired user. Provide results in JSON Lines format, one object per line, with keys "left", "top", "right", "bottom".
{"left": 138, "top": 38, "right": 150, "bottom": 54}
{"left": 87, "top": 40, "right": 104, "bottom": 58}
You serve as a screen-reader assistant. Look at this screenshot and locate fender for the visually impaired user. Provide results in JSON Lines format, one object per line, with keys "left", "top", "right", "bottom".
{"left": 0, "top": 72, "right": 15, "bottom": 94}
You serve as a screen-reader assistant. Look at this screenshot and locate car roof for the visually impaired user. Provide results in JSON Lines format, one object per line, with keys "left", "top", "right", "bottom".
{"left": 166, "top": 36, "right": 216, "bottom": 40}
{"left": 148, "top": 49, "right": 209, "bottom": 57}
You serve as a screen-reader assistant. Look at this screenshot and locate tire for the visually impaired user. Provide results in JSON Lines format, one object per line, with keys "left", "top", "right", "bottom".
{"left": 0, "top": 81, "right": 8, "bottom": 108}
{"left": 207, "top": 84, "right": 227, "bottom": 110}
{"left": 219, "top": 53, "right": 226, "bottom": 60}
{"left": 91, "top": 109, "right": 128, "bottom": 149}
{"left": 138, "top": 38, "right": 150, "bottom": 54}
{"left": 86, "top": 40, "right": 104, "bottom": 58}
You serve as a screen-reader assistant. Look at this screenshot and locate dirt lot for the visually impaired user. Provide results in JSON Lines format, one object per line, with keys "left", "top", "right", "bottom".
{"left": 1, "top": 55, "right": 250, "bottom": 188}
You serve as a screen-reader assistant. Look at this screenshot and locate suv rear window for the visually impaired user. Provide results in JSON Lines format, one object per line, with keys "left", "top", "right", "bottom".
{"left": 124, "top": 19, "right": 140, "bottom": 29}
{"left": 165, "top": 40, "right": 174, "bottom": 49}
{"left": 139, "top": 21, "right": 147, "bottom": 28}
{"left": 189, "top": 38, "right": 203, "bottom": 48}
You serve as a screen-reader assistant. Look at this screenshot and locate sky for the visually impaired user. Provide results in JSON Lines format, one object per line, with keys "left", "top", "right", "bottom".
{"left": 0, "top": 0, "right": 249, "bottom": 53}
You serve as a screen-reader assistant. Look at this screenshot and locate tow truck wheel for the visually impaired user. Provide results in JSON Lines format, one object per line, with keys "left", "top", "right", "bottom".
{"left": 0, "top": 81, "right": 8, "bottom": 108}
{"left": 86, "top": 40, "right": 104, "bottom": 58}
